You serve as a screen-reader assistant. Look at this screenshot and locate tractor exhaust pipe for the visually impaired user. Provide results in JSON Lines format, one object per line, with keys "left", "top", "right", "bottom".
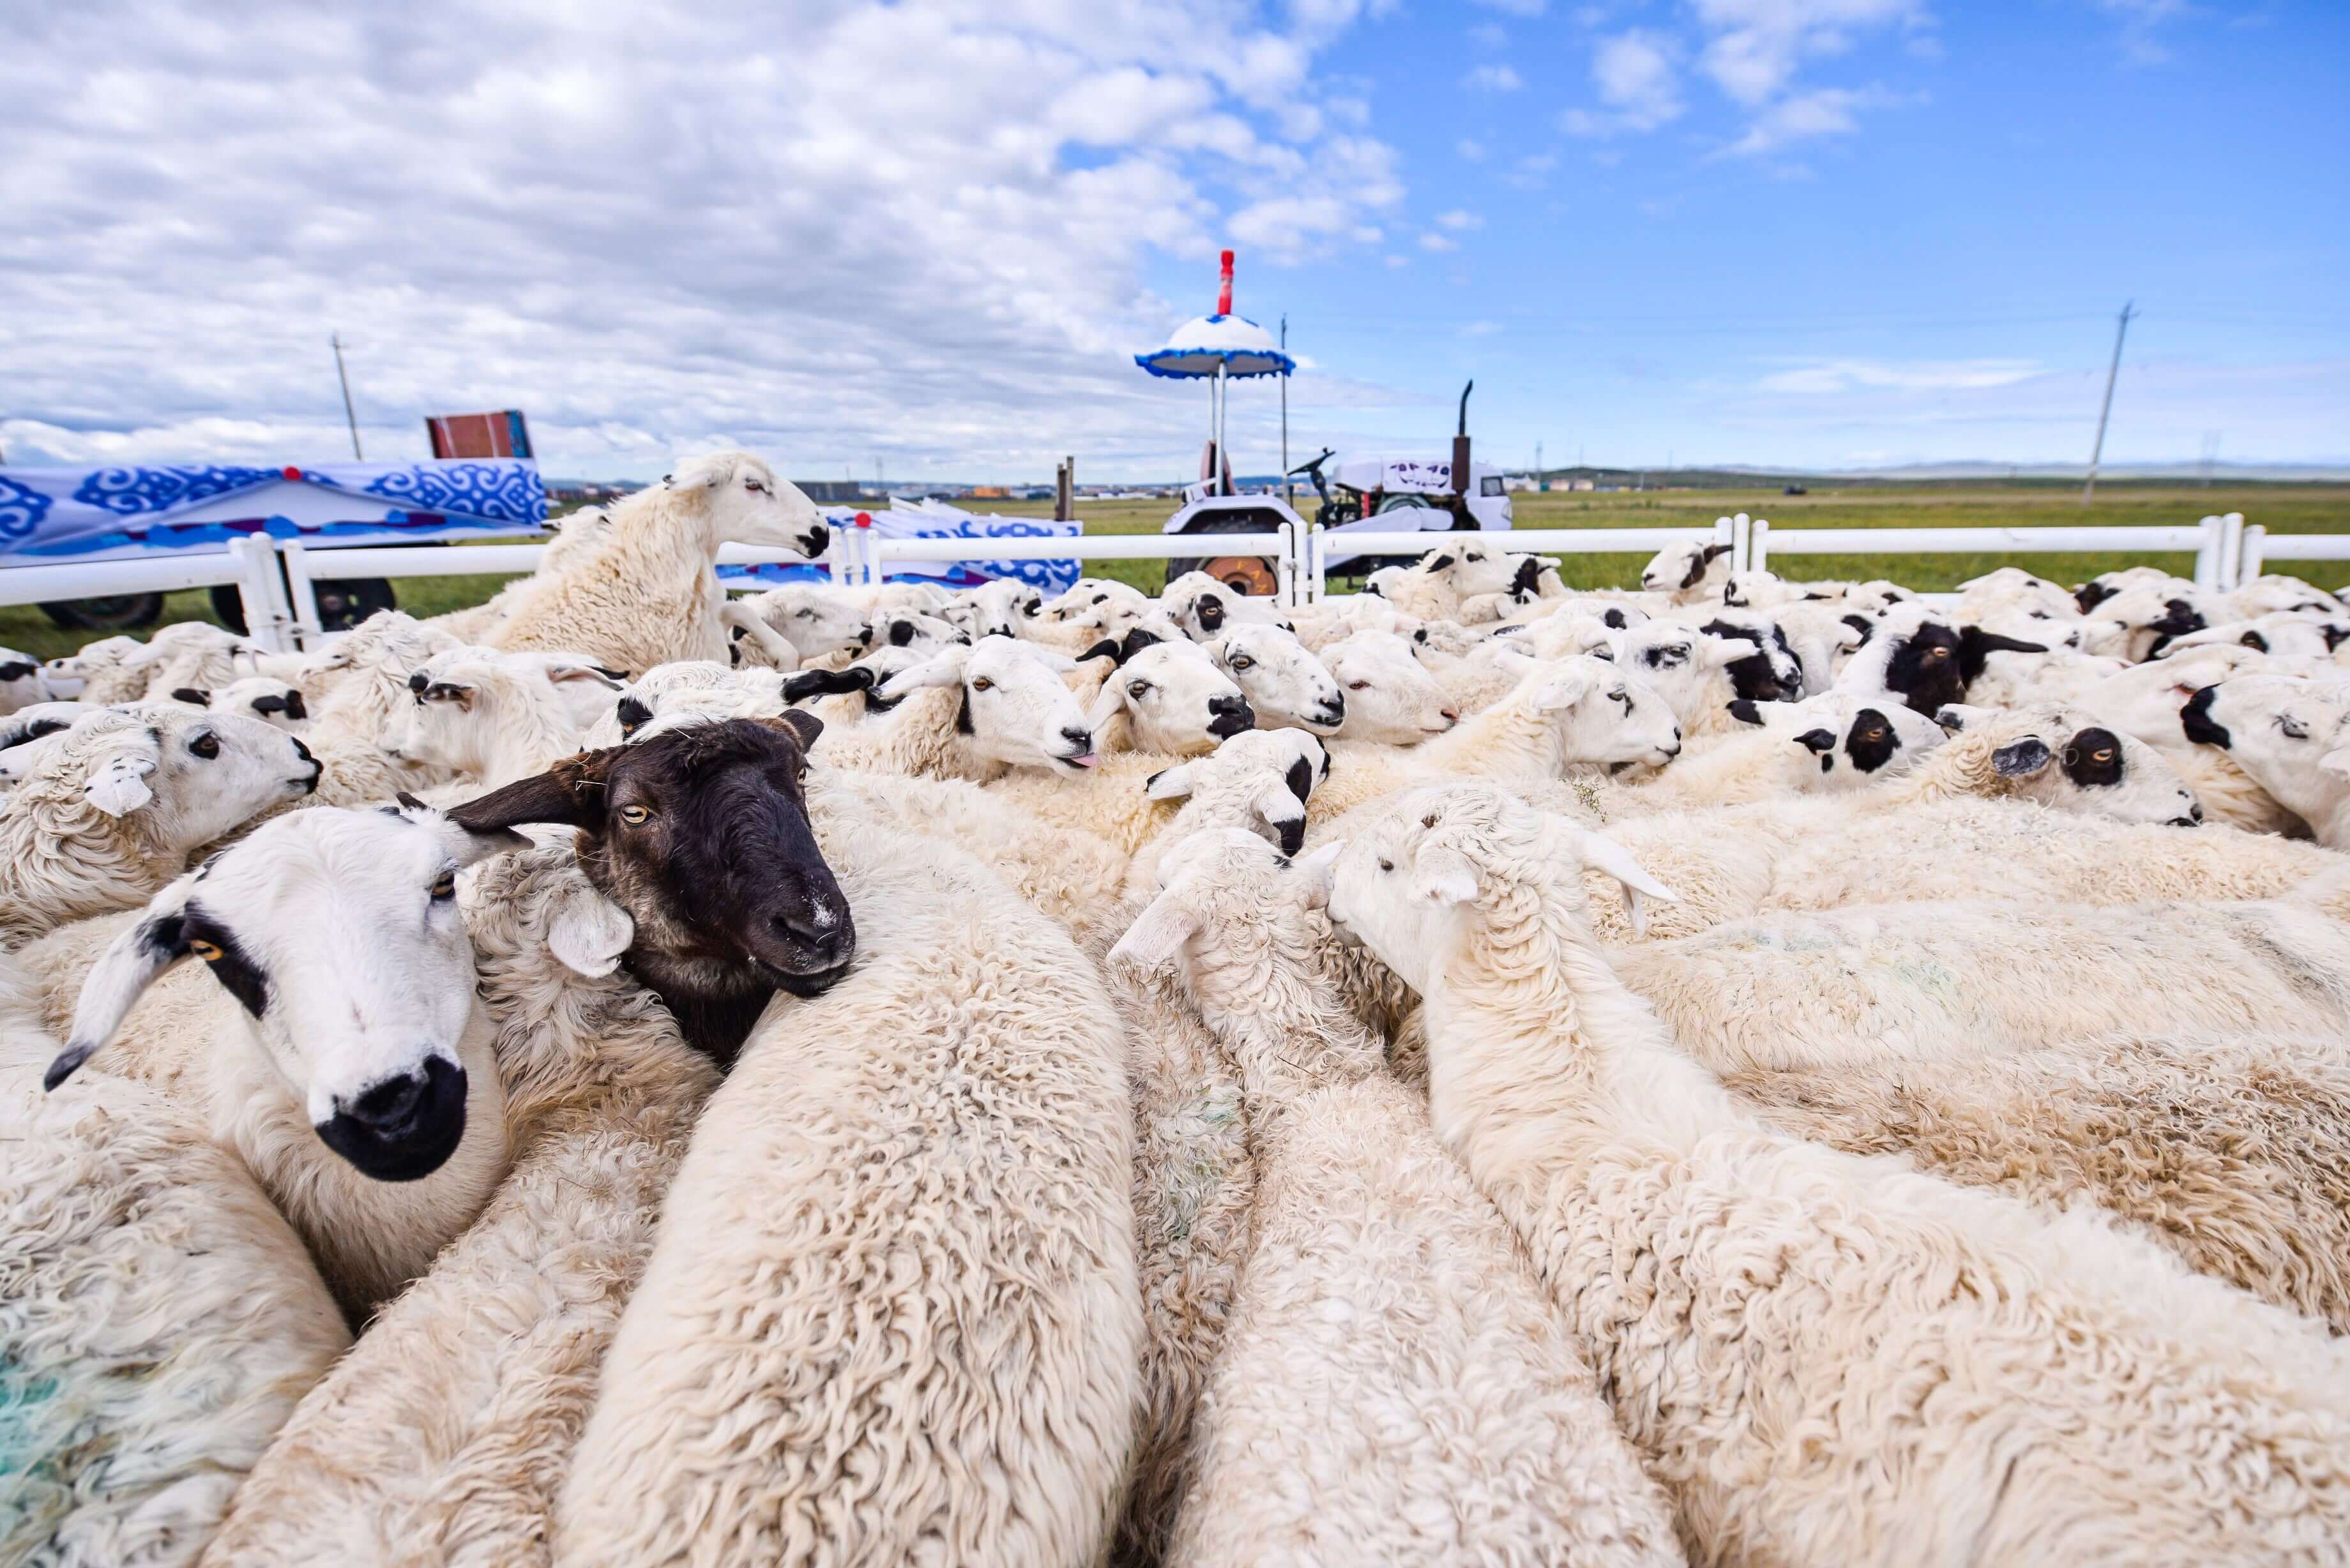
{"left": 1452, "top": 379, "right": 1474, "bottom": 497}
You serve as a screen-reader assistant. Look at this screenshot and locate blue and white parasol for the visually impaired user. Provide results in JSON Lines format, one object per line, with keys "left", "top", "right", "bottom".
{"left": 1133, "top": 313, "right": 1295, "bottom": 379}
{"left": 1136, "top": 252, "right": 1291, "bottom": 495}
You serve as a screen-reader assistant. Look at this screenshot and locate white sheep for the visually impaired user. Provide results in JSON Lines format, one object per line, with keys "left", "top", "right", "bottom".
{"left": 1113, "top": 831, "right": 1685, "bottom": 1568}
{"left": 982, "top": 727, "right": 1326, "bottom": 870}
{"left": 1160, "top": 570, "right": 1293, "bottom": 640}
{"left": 1317, "top": 781, "right": 2350, "bottom": 1564}
{"left": 939, "top": 575, "right": 1047, "bottom": 640}
{"left": 386, "top": 651, "right": 622, "bottom": 789}
{"left": 723, "top": 581, "right": 872, "bottom": 670}
{"left": 1, "top": 645, "right": 56, "bottom": 713}
{"left": 1317, "top": 628, "right": 1459, "bottom": 743}
{"left": 1305, "top": 657, "right": 1681, "bottom": 826}
{"left": 1727, "top": 1030, "right": 2350, "bottom": 1333}
{"left": 488, "top": 451, "right": 829, "bottom": 670}
{"left": 0, "top": 698, "right": 89, "bottom": 754}
{"left": 1637, "top": 538, "right": 1735, "bottom": 603}
{"left": 2184, "top": 673, "right": 2350, "bottom": 848}
{"left": 2162, "top": 609, "right": 2350, "bottom": 661}
{"left": 580, "top": 660, "right": 792, "bottom": 748}
{"left": 1283, "top": 593, "right": 1424, "bottom": 653}
{"left": 2229, "top": 573, "right": 2344, "bottom": 619}
{"left": 42, "top": 635, "right": 154, "bottom": 704}
{"left": 195, "top": 846, "right": 720, "bottom": 1567}
{"left": 1608, "top": 620, "right": 1775, "bottom": 735}
{"left": 165, "top": 675, "right": 311, "bottom": 731}
{"left": 1082, "top": 634, "right": 1257, "bottom": 756}
{"left": 1360, "top": 541, "right": 1524, "bottom": 622}
{"left": 0, "top": 706, "right": 321, "bottom": 947}
{"left": 812, "top": 635, "right": 1098, "bottom": 781}
{"left": 1602, "top": 693, "right": 1948, "bottom": 813}
{"left": 39, "top": 803, "right": 524, "bottom": 1318}
{"left": 1201, "top": 622, "right": 1345, "bottom": 734}
{"left": 0, "top": 954, "right": 349, "bottom": 1568}
{"left": 2077, "top": 646, "right": 2303, "bottom": 833}
{"left": 554, "top": 823, "right": 1139, "bottom": 1568}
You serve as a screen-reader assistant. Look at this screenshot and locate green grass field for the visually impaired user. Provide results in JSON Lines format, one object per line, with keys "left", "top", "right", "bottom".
{"left": 4, "top": 481, "right": 2344, "bottom": 660}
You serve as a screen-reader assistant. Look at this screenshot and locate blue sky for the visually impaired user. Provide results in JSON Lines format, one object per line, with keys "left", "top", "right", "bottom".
{"left": 2, "top": 1, "right": 2343, "bottom": 481}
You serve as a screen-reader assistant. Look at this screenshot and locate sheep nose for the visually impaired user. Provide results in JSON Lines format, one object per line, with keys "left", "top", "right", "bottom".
{"left": 1440, "top": 707, "right": 1460, "bottom": 726}
{"left": 1319, "top": 690, "right": 1347, "bottom": 721}
{"left": 804, "top": 522, "right": 831, "bottom": 557}
{"left": 771, "top": 905, "right": 853, "bottom": 960}
{"left": 315, "top": 1057, "right": 470, "bottom": 1182}
{"left": 1061, "top": 727, "right": 1094, "bottom": 749}
{"left": 407, "top": 671, "right": 428, "bottom": 693}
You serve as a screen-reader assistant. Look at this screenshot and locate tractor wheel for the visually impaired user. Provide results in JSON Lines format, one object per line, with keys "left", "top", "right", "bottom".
{"left": 1200, "top": 555, "right": 1279, "bottom": 597}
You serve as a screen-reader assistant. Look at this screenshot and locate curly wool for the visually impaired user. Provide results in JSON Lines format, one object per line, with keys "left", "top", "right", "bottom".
{"left": 0, "top": 963, "right": 349, "bottom": 1568}
{"left": 1385, "top": 785, "right": 2350, "bottom": 1564}
{"left": 196, "top": 850, "right": 719, "bottom": 1568}
{"left": 1610, "top": 878, "right": 2350, "bottom": 1074}
{"left": 1, "top": 712, "right": 204, "bottom": 947}
{"left": 1140, "top": 841, "right": 1683, "bottom": 1568}
{"left": 555, "top": 827, "right": 1140, "bottom": 1568}
{"left": 1727, "top": 1031, "right": 2350, "bottom": 1334}
{"left": 489, "top": 485, "right": 733, "bottom": 670}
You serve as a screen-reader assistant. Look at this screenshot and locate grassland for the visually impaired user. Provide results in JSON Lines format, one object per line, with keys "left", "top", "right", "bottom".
{"left": 4, "top": 480, "right": 2344, "bottom": 660}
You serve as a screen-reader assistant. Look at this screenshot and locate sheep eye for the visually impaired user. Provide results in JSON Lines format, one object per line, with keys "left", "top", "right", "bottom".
{"left": 971, "top": 676, "right": 993, "bottom": 692}
{"left": 189, "top": 939, "right": 224, "bottom": 961}
{"left": 1925, "top": 647, "right": 1950, "bottom": 660}
{"left": 2279, "top": 717, "right": 2309, "bottom": 740}
{"left": 1377, "top": 858, "right": 1395, "bottom": 872}
{"left": 189, "top": 731, "right": 221, "bottom": 759}
{"left": 619, "top": 804, "right": 652, "bottom": 825}
{"left": 1347, "top": 680, "right": 1370, "bottom": 691}
{"left": 745, "top": 479, "right": 766, "bottom": 493}
{"left": 2093, "top": 748, "right": 2115, "bottom": 763}
{"left": 430, "top": 871, "right": 456, "bottom": 901}
{"left": 1229, "top": 655, "right": 1254, "bottom": 670}
{"left": 1128, "top": 681, "right": 1149, "bottom": 698}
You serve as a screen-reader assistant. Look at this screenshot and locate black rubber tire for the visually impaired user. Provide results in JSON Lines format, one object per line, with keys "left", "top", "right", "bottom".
{"left": 39, "top": 594, "right": 166, "bottom": 631}
{"left": 310, "top": 578, "right": 398, "bottom": 631}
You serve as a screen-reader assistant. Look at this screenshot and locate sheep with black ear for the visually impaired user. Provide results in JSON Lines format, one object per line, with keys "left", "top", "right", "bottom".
{"left": 449, "top": 717, "right": 856, "bottom": 1067}
{"left": 0, "top": 952, "right": 350, "bottom": 1568}
{"left": 2162, "top": 610, "right": 2350, "bottom": 662}
{"left": 171, "top": 675, "right": 311, "bottom": 732}
{"left": 1604, "top": 692, "right": 1947, "bottom": 812}
{"left": 722, "top": 581, "right": 872, "bottom": 670}
{"left": 2073, "top": 645, "right": 2305, "bottom": 833}
{"left": 1201, "top": 622, "right": 1346, "bottom": 734}
{"left": 1161, "top": 569, "right": 1293, "bottom": 640}
{"left": 578, "top": 660, "right": 794, "bottom": 748}
{"left": 1638, "top": 538, "right": 1734, "bottom": 604}
{"left": 196, "top": 845, "right": 721, "bottom": 1567}
{"left": 1361, "top": 542, "right": 1523, "bottom": 622}
{"left": 1114, "top": 831, "right": 1685, "bottom": 1568}
{"left": 296, "top": 610, "right": 463, "bottom": 747}
{"left": 1728, "top": 1030, "right": 2350, "bottom": 1334}
{"left": 131, "top": 622, "right": 271, "bottom": 702}
{"left": 808, "top": 634, "right": 1100, "bottom": 781}
{"left": 487, "top": 451, "right": 830, "bottom": 670}
{"left": 36, "top": 802, "right": 524, "bottom": 1321}
{"left": 982, "top": 726, "right": 1326, "bottom": 871}
{"left": 555, "top": 822, "right": 1139, "bottom": 1568}
{"left": 1283, "top": 592, "right": 1425, "bottom": 652}
{"left": 41, "top": 635, "right": 149, "bottom": 704}
{"left": 385, "top": 651, "right": 622, "bottom": 790}
{"left": 1, "top": 645, "right": 56, "bottom": 713}
{"left": 1832, "top": 602, "right": 2047, "bottom": 716}
{"left": 1321, "top": 781, "right": 2350, "bottom": 1565}
{"left": 0, "top": 698, "right": 89, "bottom": 755}
{"left": 941, "top": 574, "right": 1048, "bottom": 640}
{"left": 1079, "top": 630, "right": 1256, "bottom": 755}
{"left": 2077, "top": 582, "right": 2211, "bottom": 662}
{"left": 0, "top": 706, "right": 321, "bottom": 947}
{"left": 2183, "top": 672, "right": 2350, "bottom": 848}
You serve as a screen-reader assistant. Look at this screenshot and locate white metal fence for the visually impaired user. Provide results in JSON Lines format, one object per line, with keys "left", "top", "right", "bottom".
{"left": 7, "top": 508, "right": 2344, "bottom": 647}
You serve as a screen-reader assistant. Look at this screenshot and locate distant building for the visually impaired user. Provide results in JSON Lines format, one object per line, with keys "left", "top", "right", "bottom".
{"left": 793, "top": 479, "right": 876, "bottom": 504}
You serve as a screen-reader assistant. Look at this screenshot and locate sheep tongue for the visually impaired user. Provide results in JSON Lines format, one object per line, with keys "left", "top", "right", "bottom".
{"left": 1072, "top": 753, "right": 1100, "bottom": 768}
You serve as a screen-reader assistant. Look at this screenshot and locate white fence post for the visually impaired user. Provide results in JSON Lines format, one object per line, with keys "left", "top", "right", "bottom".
{"left": 1728, "top": 513, "right": 1750, "bottom": 575}
{"left": 2240, "top": 524, "right": 2266, "bottom": 582}
{"left": 277, "top": 540, "right": 326, "bottom": 647}
{"left": 2192, "top": 513, "right": 2224, "bottom": 592}
{"left": 1275, "top": 520, "right": 1297, "bottom": 608}
{"left": 1749, "top": 517, "right": 1771, "bottom": 575}
{"left": 2218, "top": 513, "right": 2245, "bottom": 591}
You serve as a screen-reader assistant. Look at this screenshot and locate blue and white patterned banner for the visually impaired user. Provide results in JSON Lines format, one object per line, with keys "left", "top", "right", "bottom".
{"left": 717, "top": 501, "right": 1084, "bottom": 594}
{"left": 0, "top": 460, "right": 545, "bottom": 560}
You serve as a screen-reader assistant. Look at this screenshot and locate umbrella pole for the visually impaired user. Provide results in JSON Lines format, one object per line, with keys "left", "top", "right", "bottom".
{"left": 1215, "top": 361, "right": 1228, "bottom": 495}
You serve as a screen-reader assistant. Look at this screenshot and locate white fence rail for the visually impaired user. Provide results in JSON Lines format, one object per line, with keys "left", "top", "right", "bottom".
{"left": 10, "top": 508, "right": 2344, "bottom": 649}
{"left": 2238, "top": 523, "right": 2350, "bottom": 585}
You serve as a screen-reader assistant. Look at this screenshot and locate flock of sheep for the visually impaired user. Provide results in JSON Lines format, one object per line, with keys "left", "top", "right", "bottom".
{"left": 6, "top": 448, "right": 2350, "bottom": 1567}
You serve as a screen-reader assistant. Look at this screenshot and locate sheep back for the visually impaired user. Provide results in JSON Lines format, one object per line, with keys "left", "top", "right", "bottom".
{"left": 556, "top": 828, "right": 1139, "bottom": 1568}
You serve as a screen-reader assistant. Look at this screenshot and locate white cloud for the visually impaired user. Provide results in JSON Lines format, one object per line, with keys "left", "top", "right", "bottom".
{"left": 0, "top": 0, "right": 1400, "bottom": 479}
{"left": 1692, "top": 0, "right": 1923, "bottom": 107}
{"left": 1436, "top": 209, "right": 1485, "bottom": 231}
{"left": 1384, "top": 254, "right": 1411, "bottom": 268}
{"left": 1464, "top": 64, "right": 1525, "bottom": 93}
{"left": 1420, "top": 233, "right": 1460, "bottom": 253}
{"left": 1722, "top": 84, "right": 1905, "bottom": 155}
{"left": 2098, "top": 0, "right": 2190, "bottom": 66}
{"left": 1507, "top": 153, "right": 1560, "bottom": 189}
{"left": 1469, "top": 23, "right": 1509, "bottom": 47}
{"left": 1472, "top": 0, "right": 1548, "bottom": 15}
{"left": 1456, "top": 137, "right": 1489, "bottom": 161}
{"left": 1757, "top": 359, "right": 2045, "bottom": 395}
{"left": 1563, "top": 29, "right": 1685, "bottom": 135}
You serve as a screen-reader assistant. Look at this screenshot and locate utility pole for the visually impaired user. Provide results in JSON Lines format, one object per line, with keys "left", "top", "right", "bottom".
{"left": 1535, "top": 441, "right": 1543, "bottom": 484}
{"left": 1278, "top": 315, "right": 1291, "bottom": 508}
{"left": 2082, "top": 301, "right": 2135, "bottom": 506}
{"left": 2201, "top": 430, "right": 2221, "bottom": 488}
{"left": 331, "top": 333, "right": 363, "bottom": 460}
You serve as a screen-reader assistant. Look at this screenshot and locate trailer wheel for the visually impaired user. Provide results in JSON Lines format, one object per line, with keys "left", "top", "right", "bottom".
{"left": 1199, "top": 555, "right": 1278, "bottom": 597}
{"left": 39, "top": 594, "right": 165, "bottom": 631}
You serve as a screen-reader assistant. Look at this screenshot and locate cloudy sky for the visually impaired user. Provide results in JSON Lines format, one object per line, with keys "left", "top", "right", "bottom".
{"left": 2, "top": 0, "right": 2344, "bottom": 481}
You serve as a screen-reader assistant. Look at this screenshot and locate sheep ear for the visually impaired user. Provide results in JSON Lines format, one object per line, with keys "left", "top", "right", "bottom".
{"left": 1085, "top": 680, "right": 1126, "bottom": 739}
{"left": 1576, "top": 829, "right": 1678, "bottom": 938}
{"left": 83, "top": 730, "right": 162, "bottom": 818}
{"left": 1108, "top": 893, "right": 1201, "bottom": 971}
{"left": 772, "top": 709, "right": 823, "bottom": 750}
{"left": 423, "top": 681, "right": 477, "bottom": 712}
{"left": 543, "top": 662, "right": 625, "bottom": 690}
{"left": 1992, "top": 737, "right": 2053, "bottom": 777}
{"left": 1935, "top": 704, "right": 1986, "bottom": 733}
{"left": 1024, "top": 647, "right": 1082, "bottom": 673}
{"left": 1292, "top": 840, "right": 1344, "bottom": 909}
{"left": 1702, "top": 542, "right": 1734, "bottom": 564}
{"left": 447, "top": 752, "right": 610, "bottom": 832}
{"left": 1410, "top": 843, "right": 1479, "bottom": 907}
{"left": 1252, "top": 780, "right": 1307, "bottom": 856}
{"left": 875, "top": 647, "right": 968, "bottom": 698}
{"left": 546, "top": 881, "right": 635, "bottom": 977}
{"left": 1144, "top": 762, "right": 1197, "bottom": 801}
{"left": 2318, "top": 744, "right": 2350, "bottom": 783}
{"left": 1695, "top": 635, "right": 1753, "bottom": 670}
{"left": 53, "top": 880, "right": 196, "bottom": 1089}
{"left": 1528, "top": 668, "right": 1596, "bottom": 712}
{"left": 170, "top": 687, "right": 211, "bottom": 707}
